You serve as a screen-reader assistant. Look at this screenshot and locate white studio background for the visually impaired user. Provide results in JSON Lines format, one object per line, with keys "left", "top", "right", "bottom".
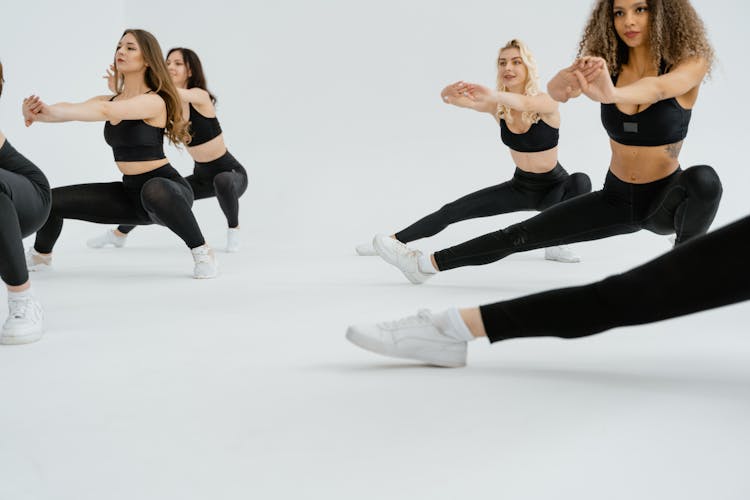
{"left": 1, "top": 0, "right": 747, "bottom": 253}
{"left": 1, "top": 2, "right": 750, "bottom": 500}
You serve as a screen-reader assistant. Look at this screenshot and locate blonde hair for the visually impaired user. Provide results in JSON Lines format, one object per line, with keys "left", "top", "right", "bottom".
{"left": 495, "top": 39, "right": 540, "bottom": 126}
{"left": 577, "top": 0, "right": 714, "bottom": 77}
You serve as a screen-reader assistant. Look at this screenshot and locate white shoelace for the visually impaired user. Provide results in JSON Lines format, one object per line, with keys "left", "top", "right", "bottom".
{"left": 8, "top": 298, "right": 30, "bottom": 319}
{"left": 377, "top": 310, "right": 432, "bottom": 330}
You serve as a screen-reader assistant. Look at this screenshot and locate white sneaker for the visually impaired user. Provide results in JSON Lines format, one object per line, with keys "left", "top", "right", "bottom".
{"left": 346, "top": 309, "right": 467, "bottom": 368}
{"left": 192, "top": 245, "right": 218, "bottom": 279}
{"left": 544, "top": 245, "right": 580, "bottom": 263}
{"left": 1, "top": 296, "right": 44, "bottom": 345}
{"left": 227, "top": 228, "right": 240, "bottom": 253}
{"left": 372, "top": 234, "right": 432, "bottom": 284}
{"left": 355, "top": 240, "right": 377, "bottom": 256}
{"left": 26, "top": 247, "right": 52, "bottom": 271}
{"left": 87, "top": 229, "right": 127, "bottom": 249}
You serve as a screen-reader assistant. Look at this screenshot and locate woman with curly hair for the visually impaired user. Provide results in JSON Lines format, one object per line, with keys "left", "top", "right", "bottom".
{"left": 0, "top": 60, "right": 51, "bottom": 344}
{"left": 23, "top": 30, "right": 217, "bottom": 278}
{"left": 348, "top": 0, "right": 730, "bottom": 366}
{"left": 373, "top": 0, "right": 722, "bottom": 286}
{"left": 88, "top": 47, "right": 249, "bottom": 253}
{"left": 359, "top": 39, "right": 591, "bottom": 273}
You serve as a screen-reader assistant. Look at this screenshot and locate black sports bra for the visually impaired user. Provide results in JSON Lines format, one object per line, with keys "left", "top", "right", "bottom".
{"left": 499, "top": 118, "right": 559, "bottom": 153}
{"left": 600, "top": 71, "right": 692, "bottom": 147}
{"left": 103, "top": 94, "right": 165, "bottom": 162}
{"left": 188, "top": 103, "right": 222, "bottom": 147}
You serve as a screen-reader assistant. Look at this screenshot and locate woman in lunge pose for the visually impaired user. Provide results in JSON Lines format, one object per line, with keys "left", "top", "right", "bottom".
{"left": 89, "top": 47, "right": 248, "bottom": 252}
{"left": 23, "top": 29, "right": 217, "bottom": 278}
{"left": 359, "top": 39, "right": 591, "bottom": 269}
{"left": 347, "top": 213, "right": 750, "bottom": 367}
{"left": 375, "top": 0, "right": 722, "bottom": 285}
{"left": 0, "top": 60, "right": 51, "bottom": 344}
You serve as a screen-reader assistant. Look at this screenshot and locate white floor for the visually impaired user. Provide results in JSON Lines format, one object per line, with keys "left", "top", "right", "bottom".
{"left": 1, "top": 193, "right": 748, "bottom": 500}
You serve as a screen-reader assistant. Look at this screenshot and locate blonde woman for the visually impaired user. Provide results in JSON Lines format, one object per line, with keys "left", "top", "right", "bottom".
{"left": 23, "top": 30, "right": 217, "bottom": 278}
{"left": 361, "top": 39, "right": 591, "bottom": 274}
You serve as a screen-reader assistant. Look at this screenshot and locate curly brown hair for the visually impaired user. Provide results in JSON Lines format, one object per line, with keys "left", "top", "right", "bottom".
{"left": 577, "top": 0, "right": 714, "bottom": 76}
{"left": 0, "top": 60, "right": 4, "bottom": 98}
{"left": 114, "top": 29, "right": 191, "bottom": 146}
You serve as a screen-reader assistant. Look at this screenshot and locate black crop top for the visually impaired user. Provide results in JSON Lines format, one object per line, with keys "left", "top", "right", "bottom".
{"left": 600, "top": 71, "right": 691, "bottom": 146}
{"left": 499, "top": 118, "right": 559, "bottom": 153}
{"left": 188, "top": 103, "right": 222, "bottom": 146}
{"left": 103, "top": 94, "right": 165, "bottom": 162}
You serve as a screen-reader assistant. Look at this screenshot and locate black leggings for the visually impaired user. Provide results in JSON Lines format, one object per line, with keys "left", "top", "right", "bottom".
{"left": 34, "top": 163, "right": 205, "bottom": 253}
{"left": 395, "top": 163, "right": 591, "bottom": 243}
{"left": 0, "top": 141, "right": 51, "bottom": 286}
{"left": 435, "top": 165, "right": 723, "bottom": 270}
{"left": 479, "top": 213, "right": 750, "bottom": 341}
{"left": 117, "top": 150, "right": 248, "bottom": 234}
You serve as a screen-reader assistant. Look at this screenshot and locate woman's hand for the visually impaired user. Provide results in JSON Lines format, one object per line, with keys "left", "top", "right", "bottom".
{"left": 573, "top": 57, "right": 616, "bottom": 103}
{"left": 440, "top": 81, "right": 464, "bottom": 104}
{"left": 103, "top": 64, "right": 117, "bottom": 93}
{"left": 460, "top": 82, "right": 497, "bottom": 106}
{"left": 547, "top": 64, "right": 583, "bottom": 102}
{"left": 22, "top": 95, "right": 45, "bottom": 127}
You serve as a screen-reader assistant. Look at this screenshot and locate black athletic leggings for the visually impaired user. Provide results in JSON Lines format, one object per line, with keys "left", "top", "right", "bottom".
{"left": 435, "top": 165, "right": 723, "bottom": 270}
{"left": 0, "top": 141, "right": 51, "bottom": 286}
{"left": 395, "top": 163, "right": 591, "bottom": 243}
{"left": 117, "top": 150, "right": 248, "bottom": 234}
{"left": 480, "top": 213, "right": 750, "bottom": 341}
{"left": 34, "top": 163, "right": 205, "bottom": 253}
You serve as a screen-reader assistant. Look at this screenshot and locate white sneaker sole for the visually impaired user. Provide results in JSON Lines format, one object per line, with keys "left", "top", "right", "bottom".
{"left": 0, "top": 330, "right": 44, "bottom": 345}
{"left": 345, "top": 327, "right": 466, "bottom": 368}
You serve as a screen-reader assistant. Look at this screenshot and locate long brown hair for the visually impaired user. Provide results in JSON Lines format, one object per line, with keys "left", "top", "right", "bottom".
{"left": 577, "top": 0, "right": 714, "bottom": 76}
{"left": 0, "top": 60, "right": 4, "bottom": 98}
{"left": 168, "top": 48, "right": 217, "bottom": 104}
{"left": 113, "top": 29, "right": 190, "bottom": 145}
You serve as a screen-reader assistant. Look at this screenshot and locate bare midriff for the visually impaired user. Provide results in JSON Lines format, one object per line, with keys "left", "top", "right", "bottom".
{"left": 608, "top": 139, "right": 681, "bottom": 183}
{"left": 187, "top": 133, "right": 227, "bottom": 163}
{"left": 511, "top": 146, "right": 559, "bottom": 173}
{"left": 116, "top": 159, "right": 169, "bottom": 176}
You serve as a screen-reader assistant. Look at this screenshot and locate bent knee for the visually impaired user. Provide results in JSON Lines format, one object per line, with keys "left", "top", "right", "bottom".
{"left": 567, "top": 173, "right": 592, "bottom": 197}
{"left": 682, "top": 165, "right": 723, "bottom": 201}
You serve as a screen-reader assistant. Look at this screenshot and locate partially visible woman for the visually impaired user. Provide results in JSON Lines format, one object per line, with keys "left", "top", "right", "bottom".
{"left": 23, "top": 30, "right": 217, "bottom": 278}
{"left": 0, "top": 59, "right": 51, "bottom": 343}
{"left": 89, "top": 47, "right": 249, "bottom": 253}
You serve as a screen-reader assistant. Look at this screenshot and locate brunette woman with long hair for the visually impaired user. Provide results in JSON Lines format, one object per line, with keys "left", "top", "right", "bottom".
{"left": 23, "top": 30, "right": 217, "bottom": 278}
{"left": 89, "top": 47, "right": 248, "bottom": 253}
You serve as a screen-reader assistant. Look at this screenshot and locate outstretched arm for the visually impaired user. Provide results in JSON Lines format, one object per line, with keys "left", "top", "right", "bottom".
{"left": 440, "top": 81, "right": 496, "bottom": 114}
{"left": 22, "top": 93, "right": 165, "bottom": 126}
{"left": 459, "top": 82, "right": 558, "bottom": 115}
{"left": 574, "top": 56, "right": 709, "bottom": 105}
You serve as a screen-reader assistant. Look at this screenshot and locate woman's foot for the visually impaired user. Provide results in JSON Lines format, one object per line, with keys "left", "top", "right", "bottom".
{"left": 25, "top": 248, "right": 52, "bottom": 271}
{"left": 544, "top": 245, "right": 580, "bottom": 263}
{"left": 87, "top": 229, "right": 128, "bottom": 249}
{"left": 354, "top": 240, "right": 378, "bottom": 256}
{"left": 346, "top": 309, "right": 468, "bottom": 367}
{"left": 192, "top": 245, "right": 218, "bottom": 279}
{"left": 1, "top": 293, "right": 44, "bottom": 345}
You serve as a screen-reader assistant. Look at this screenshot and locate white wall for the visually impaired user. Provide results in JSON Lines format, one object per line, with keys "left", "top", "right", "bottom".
{"left": 1, "top": 0, "right": 747, "bottom": 248}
